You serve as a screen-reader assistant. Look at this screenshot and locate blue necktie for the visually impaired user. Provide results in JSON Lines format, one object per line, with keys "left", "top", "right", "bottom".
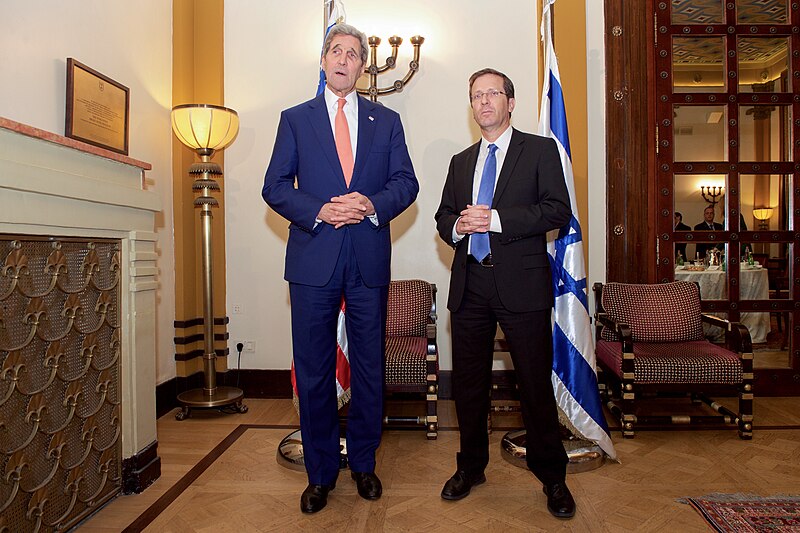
{"left": 471, "top": 144, "right": 497, "bottom": 262}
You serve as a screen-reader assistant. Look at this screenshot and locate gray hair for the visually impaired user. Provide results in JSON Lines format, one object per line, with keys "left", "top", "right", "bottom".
{"left": 323, "top": 23, "right": 368, "bottom": 65}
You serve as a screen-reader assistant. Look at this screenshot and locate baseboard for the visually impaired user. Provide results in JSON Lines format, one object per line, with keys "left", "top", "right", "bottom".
{"left": 121, "top": 440, "right": 161, "bottom": 495}
{"left": 155, "top": 369, "right": 463, "bottom": 418}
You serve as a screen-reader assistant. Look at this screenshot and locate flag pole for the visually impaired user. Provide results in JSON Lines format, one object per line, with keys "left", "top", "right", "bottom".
{"left": 324, "top": 0, "right": 333, "bottom": 37}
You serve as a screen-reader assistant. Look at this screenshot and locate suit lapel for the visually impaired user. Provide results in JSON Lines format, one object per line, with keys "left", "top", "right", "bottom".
{"left": 492, "top": 128, "right": 523, "bottom": 204}
{"left": 308, "top": 93, "right": 346, "bottom": 182}
{"left": 351, "top": 96, "right": 376, "bottom": 187}
{"left": 460, "top": 142, "right": 481, "bottom": 207}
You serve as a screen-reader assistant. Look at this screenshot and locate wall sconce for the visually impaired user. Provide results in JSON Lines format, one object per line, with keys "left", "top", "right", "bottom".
{"left": 171, "top": 104, "right": 247, "bottom": 420}
{"left": 700, "top": 185, "right": 724, "bottom": 206}
{"left": 752, "top": 207, "right": 773, "bottom": 230}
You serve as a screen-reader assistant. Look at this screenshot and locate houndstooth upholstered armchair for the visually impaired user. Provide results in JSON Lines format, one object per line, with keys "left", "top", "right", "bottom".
{"left": 593, "top": 281, "right": 753, "bottom": 440}
{"left": 384, "top": 279, "right": 439, "bottom": 439}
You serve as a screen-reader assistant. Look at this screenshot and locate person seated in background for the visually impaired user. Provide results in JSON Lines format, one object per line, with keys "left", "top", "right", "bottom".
{"left": 693, "top": 205, "right": 724, "bottom": 260}
{"left": 674, "top": 211, "right": 690, "bottom": 263}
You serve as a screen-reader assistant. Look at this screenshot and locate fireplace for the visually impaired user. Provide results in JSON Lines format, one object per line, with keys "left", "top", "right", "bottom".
{"left": 0, "top": 118, "right": 161, "bottom": 531}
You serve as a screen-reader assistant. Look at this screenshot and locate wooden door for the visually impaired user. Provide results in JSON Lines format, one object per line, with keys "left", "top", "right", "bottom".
{"left": 605, "top": 0, "right": 800, "bottom": 394}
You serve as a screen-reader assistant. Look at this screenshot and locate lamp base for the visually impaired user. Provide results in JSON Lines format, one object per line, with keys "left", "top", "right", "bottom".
{"left": 175, "top": 386, "right": 247, "bottom": 420}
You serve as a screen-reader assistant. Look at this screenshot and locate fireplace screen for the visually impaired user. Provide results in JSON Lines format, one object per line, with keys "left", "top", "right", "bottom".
{"left": 0, "top": 236, "right": 122, "bottom": 532}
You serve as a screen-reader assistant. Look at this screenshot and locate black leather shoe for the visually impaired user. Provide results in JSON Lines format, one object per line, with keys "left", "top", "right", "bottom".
{"left": 351, "top": 471, "right": 382, "bottom": 500}
{"left": 300, "top": 482, "right": 335, "bottom": 513}
{"left": 440, "top": 470, "right": 486, "bottom": 501}
{"left": 543, "top": 482, "right": 576, "bottom": 519}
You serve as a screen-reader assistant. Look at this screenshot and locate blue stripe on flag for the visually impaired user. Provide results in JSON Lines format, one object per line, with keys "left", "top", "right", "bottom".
{"left": 316, "top": 21, "right": 337, "bottom": 96}
{"left": 547, "top": 71, "right": 571, "bottom": 160}
{"left": 549, "top": 216, "right": 588, "bottom": 311}
{"left": 552, "top": 325, "right": 609, "bottom": 431}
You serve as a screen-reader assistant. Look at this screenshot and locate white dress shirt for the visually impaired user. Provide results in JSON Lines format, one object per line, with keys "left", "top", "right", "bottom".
{"left": 318, "top": 87, "right": 378, "bottom": 226}
{"left": 452, "top": 125, "right": 512, "bottom": 245}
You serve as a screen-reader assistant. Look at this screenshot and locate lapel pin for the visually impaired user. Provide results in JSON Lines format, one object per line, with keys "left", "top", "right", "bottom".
{"left": 368, "top": 116, "right": 374, "bottom": 121}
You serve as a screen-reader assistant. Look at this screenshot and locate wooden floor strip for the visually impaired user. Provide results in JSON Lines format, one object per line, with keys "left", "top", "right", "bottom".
{"left": 123, "top": 424, "right": 253, "bottom": 532}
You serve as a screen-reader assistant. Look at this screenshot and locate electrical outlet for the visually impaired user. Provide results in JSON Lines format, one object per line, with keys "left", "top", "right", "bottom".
{"left": 232, "top": 304, "right": 242, "bottom": 314}
{"left": 243, "top": 341, "right": 256, "bottom": 353}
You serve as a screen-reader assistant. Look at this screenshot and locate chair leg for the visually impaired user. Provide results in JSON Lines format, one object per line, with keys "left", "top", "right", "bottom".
{"left": 739, "top": 391, "right": 753, "bottom": 441}
{"left": 426, "top": 385, "right": 438, "bottom": 440}
{"left": 605, "top": 383, "right": 636, "bottom": 438}
{"left": 620, "top": 378, "right": 636, "bottom": 438}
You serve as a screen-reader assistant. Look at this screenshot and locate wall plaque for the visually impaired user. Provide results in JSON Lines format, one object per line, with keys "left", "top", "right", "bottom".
{"left": 65, "top": 58, "right": 129, "bottom": 154}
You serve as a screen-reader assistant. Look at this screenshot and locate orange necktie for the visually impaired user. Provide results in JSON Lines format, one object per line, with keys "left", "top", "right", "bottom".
{"left": 335, "top": 98, "right": 354, "bottom": 186}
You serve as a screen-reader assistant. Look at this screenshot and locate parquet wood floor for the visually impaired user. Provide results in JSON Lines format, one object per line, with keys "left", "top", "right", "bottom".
{"left": 77, "top": 398, "right": 800, "bottom": 532}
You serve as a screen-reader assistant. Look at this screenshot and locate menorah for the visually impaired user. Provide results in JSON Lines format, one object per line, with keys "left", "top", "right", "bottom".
{"left": 700, "top": 185, "right": 724, "bottom": 206}
{"left": 357, "top": 35, "right": 424, "bottom": 102}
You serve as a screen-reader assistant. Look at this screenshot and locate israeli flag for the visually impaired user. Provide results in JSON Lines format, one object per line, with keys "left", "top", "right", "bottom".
{"left": 539, "top": 0, "right": 616, "bottom": 460}
{"left": 316, "top": 0, "right": 347, "bottom": 96}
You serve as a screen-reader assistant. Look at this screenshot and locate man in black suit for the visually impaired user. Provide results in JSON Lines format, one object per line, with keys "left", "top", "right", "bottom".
{"left": 674, "top": 211, "right": 690, "bottom": 262}
{"left": 693, "top": 204, "right": 724, "bottom": 259}
{"left": 434, "top": 68, "right": 574, "bottom": 519}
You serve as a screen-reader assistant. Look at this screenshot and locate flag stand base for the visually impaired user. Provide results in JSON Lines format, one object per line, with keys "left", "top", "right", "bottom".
{"left": 277, "top": 429, "right": 349, "bottom": 472}
{"left": 500, "top": 429, "right": 606, "bottom": 473}
{"left": 275, "top": 427, "right": 605, "bottom": 474}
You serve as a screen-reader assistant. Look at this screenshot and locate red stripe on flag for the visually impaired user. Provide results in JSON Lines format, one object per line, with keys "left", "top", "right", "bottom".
{"left": 290, "top": 296, "right": 350, "bottom": 398}
{"left": 335, "top": 346, "right": 351, "bottom": 390}
{"left": 291, "top": 361, "right": 297, "bottom": 396}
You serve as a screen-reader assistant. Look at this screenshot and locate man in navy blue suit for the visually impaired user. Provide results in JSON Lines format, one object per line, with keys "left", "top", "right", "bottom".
{"left": 262, "top": 23, "right": 418, "bottom": 514}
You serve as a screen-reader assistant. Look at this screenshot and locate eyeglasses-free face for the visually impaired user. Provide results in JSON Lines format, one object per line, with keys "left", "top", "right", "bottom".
{"left": 322, "top": 34, "right": 364, "bottom": 97}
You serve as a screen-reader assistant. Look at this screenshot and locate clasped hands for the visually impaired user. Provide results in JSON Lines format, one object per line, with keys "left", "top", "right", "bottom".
{"left": 456, "top": 204, "right": 492, "bottom": 235}
{"left": 317, "top": 192, "right": 375, "bottom": 229}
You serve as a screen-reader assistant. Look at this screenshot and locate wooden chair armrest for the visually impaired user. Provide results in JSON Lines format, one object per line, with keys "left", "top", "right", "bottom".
{"left": 701, "top": 314, "right": 752, "bottom": 353}
{"left": 701, "top": 313, "right": 728, "bottom": 328}
{"left": 595, "top": 312, "right": 633, "bottom": 353}
{"left": 726, "top": 321, "right": 752, "bottom": 355}
{"left": 595, "top": 312, "right": 615, "bottom": 330}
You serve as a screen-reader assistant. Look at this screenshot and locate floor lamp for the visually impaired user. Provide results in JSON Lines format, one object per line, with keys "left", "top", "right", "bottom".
{"left": 171, "top": 103, "right": 247, "bottom": 420}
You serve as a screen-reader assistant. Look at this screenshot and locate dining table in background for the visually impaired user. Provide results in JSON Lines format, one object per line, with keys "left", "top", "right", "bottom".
{"left": 674, "top": 266, "right": 770, "bottom": 344}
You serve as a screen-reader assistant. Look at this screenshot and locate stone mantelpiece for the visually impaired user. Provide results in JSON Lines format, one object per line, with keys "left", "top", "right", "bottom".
{"left": 0, "top": 117, "right": 161, "bottom": 470}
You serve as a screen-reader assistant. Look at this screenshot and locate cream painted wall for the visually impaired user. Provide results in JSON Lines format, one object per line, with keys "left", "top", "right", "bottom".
{"left": 224, "top": 1, "right": 542, "bottom": 370}
{"left": 0, "top": 0, "right": 176, "bottom": 384}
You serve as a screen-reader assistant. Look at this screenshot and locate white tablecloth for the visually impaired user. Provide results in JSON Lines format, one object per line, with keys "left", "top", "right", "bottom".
{"left": 675, "top": 267, "right": 769, "bottom": 343}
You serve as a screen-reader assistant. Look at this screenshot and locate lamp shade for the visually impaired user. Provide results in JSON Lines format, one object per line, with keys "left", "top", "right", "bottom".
{"left": 752, "top": 208, "right": 773, "bottom": 221}
{"left": 171, "top": 104, "right": 239, "bottom": 152}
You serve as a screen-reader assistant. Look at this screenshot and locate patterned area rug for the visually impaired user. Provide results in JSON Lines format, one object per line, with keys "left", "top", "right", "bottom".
{"left": 681, "top": 493, "right": 800, "bottom": 532}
